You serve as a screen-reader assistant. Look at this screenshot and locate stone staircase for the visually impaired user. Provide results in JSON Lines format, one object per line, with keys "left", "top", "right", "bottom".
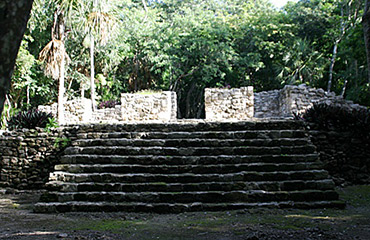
{"left": 34, "top": 121, "right": 344, "bottom": 213}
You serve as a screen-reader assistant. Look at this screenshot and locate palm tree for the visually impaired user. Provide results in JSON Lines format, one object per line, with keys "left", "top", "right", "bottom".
{"left": 39, "top": 0, "right": 85, "bottom": 124}
{"left": 39, "top": 0, "right": 116, "bottom": 118}
{"left": 85, "top": 0, "right": 116, "bottom": 110}
{"left": 39, "top": 6, "right": 69, "bottom": 124}
{"left": 277, "top": 39, "right": 325, "bottom": 86}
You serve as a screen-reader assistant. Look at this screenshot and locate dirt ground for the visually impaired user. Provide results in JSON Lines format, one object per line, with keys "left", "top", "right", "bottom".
{"left": 0, "top": 186, "right": 370, "bottom": 240}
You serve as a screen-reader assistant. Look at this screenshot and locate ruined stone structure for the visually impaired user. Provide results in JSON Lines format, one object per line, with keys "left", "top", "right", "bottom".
{"left": 2, "top": 85, "right": 368, "bottom": 212}
{"left": 308, "top": 124, "right": 370, "bottom": 185}
{"left": 1, "top": 120, "right": 369, "bottom": 193}
{"left": 254, "top": 89, "right": 281, "bottom": 118}
{"left": 205, "top": 87, "right": 254, "bottom": 121}
{"left": 38, "top": 85, "right": 365, "bottom": 123}
{"left": 93, "top": 105, "right": 122, "bottom": 123}
{"left": 33, "top": 121, "right": 344, "bottom": 213}
{"left": 38, "top": 91, "right": 177, "bottom": 123}
{"left": 254, "top": 84, "right": 366, "bottom": 118}
{"left": 0, "top": 128, "right": 73, "bottom": 189}
{"left": 121, "top": 91, "right": 177, "bottom": 122}
{"left": 39, "top": 98, "right": 93, "bottom": 124}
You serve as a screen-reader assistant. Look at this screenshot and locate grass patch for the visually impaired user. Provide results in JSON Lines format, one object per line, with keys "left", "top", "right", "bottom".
{"left": 61, "top": 185, "right": 370, "bottom": 239}
{"left": 73, "top": 219, "right": 146, "bottom": 233}
{"left": 337, "top": 185, "right": 370, "bottom": 207}
{"left": 177, "top": 211, "right": 314, "bottom": 231}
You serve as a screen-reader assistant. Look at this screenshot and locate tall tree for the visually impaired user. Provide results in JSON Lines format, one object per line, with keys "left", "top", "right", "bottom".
{"left": 39, "top": 6, "right": 69, "bottom": 124}
{"left": 0, "top": 0, "right": 34, "bottom": 117}
{"left": 85, "top": 0, "right": 116, "bottom": 110}
{"left": 328, "top": 0, "right": 362, "bottom": 92}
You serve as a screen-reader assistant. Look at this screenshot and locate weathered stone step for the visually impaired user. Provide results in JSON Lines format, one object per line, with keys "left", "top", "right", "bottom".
{"left": 71, "top": 138, "right": 310, "bottom": 148}
{"left": 64, "top": 145, "right": 317, "bottom": 156}
{"left": 34, "top": 199, "right": 345, "bottom": 213}
{"left": 60, "top": 154, "right": 319, "bottom": 165}
{"left": 46, "top": 179, "right": 335, "bottom": 192}
{"left": 72, "top": 121, "right": 304, "bottom": 134}
{"left": 54, "top": 162, "right": 324, "bottom": 174}
{"left": 38, "top": 190, "right": 339, "bottom": 204}
{"left": 50, "top": 170, "right": 330, "bottom": 183}
{"left": 35, "top": 120, "right": 343, "bottom": 213}
{"left": 75, "top": 130, "right": 307, "bottom": 140}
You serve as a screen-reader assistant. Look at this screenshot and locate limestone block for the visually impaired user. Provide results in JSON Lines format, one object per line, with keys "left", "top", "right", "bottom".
{"left": 120, "top": 91, "right": 177, "bottom": 122}
{"left": 205, "top": 87, "right": 254, "bottom": 121}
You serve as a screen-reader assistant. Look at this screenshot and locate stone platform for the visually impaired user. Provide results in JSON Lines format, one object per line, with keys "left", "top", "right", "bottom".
{"left": 34, "top": 120, "right": 344, "bottom": 213}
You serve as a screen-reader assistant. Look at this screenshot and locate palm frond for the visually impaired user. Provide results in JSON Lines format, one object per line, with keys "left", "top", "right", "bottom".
{"left": 39, "top": 39, "right": 70, "bottom": 79}
{"left": 87, "top": 11, "right": 116, "bottom": 45}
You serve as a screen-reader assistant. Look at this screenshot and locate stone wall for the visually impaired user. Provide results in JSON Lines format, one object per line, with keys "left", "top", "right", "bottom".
{"left": 254, "top": 84, "right": 366, "bottom": 118}
{"left": 0, "top": 128, "right": 74, "bottom": 189}
{"left": 307, "top": 125, "right": 370, "bottom": 185}
{"left": 38, "top": 98, "right": 92, "bottom": 124}
{"left": 121, "top": 91, "right": 177, "bottom": 121}
{"left": 254, "top": 90, "right": 280, "bottom": 118}
{"left": 37, "top": 85, "right": 367, "bottom": 123}
{"left": 38, "top": 92, "right": 177, "bottom": 123}
{"left": 205, "top": 87, "right": 254, "bottom": 121}
{"left": 93, "top": 105, "right": 122, "bottom": 123}
{"left": 1, "top": 122, "right": 369, "bottom": 190}
{"left": 279, "top": 84, "right": 334, "bottom": 117}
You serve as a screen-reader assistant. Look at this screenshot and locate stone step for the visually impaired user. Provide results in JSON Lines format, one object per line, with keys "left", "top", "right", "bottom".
{"left": 71, "top": 138, "right": 310, "bottom": 148}
{"left": 38, "top": 190, "right": 339, "bottom": 204}
{"left": 34, "top": 200, "right": 345, "bottom": 213}
{"left": 54, "top": 162, "right": 324, "bottom": 174}
{"left": 49, "top": 170, "right": 330, "bottom": 183}
{"left": 35, "top": 120, "right": 344, "bottom": 213}
{"left": 71, "top": 121, "right": 304, "bottom": 134}
{"left": 45, "top": 179, "right": 335, "bottom": 192}
{"left": 33, "top": 200, "right": 345, "bottom": 213}
{"left": 60, "top": 154, "right": 319, "bottom": 165}
{"left": 75, "top": 130, "right": 307, "bottom": 140}
{"left": 64, "top": 145, "right": 317, "bottom": 156}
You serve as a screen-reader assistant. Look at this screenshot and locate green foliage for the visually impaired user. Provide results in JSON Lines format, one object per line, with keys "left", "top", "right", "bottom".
{"left": 296, "top": 103, "right": 370, "bottom": 138}
{"left": 45, "top": 117, "right": 59, "bottom": 132}
{"left": 54, "top": 137, "right": 71, "bottom": 149}
{"left": 7, "top": 109, "right": 54, "bottom": 130}
{"left": 1, "top": 105, "right": 18, "bottom": 130}
{"left": 7, "top": 0, "right": 369, "bottom": 118}
{"left": 10, "top": 36, "right": 52, "bottom": 109}
{"left": 277, "top": 39, "right": 326, "bottom": 86}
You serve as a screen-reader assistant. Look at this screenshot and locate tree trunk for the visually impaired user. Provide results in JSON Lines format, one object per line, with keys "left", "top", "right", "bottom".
{"left": 185, "top": 82, "right": 196, "bottom": 118}
{"left": 341, "top": 79, "right": 348, "bottom": 97}
{"left": 58, "top": 51, "right": 65, "bottom": 124}
{"left": 142, "top": 0, "right": 148, "bottom": 22}
{"left": 0, "top": 0, "right": 34, "bottom": 116}
{"left": 54, "top": 7, "right": 66, "bottom": 124}
{"left": 177, "top": 89, "right": 182, "bottom": 119}
{"left": 328, "top": 40, "right": 339, "bottom": 92}
{"left": 26, "top": 85, "right": 30, "bottom": 108}
{"left": 363, "top": 0, "right": 370, "bottom": 83}
{"left": 90, "top": 35, "right": 96, "bottom": 111}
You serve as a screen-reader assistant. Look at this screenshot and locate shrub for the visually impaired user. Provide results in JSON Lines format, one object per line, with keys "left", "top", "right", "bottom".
{"left": 295, "top": 103, "right": 370, "bottom": 138}
{"left": 7, "top": 109, "right": 54, "bottom": 130}
{"left": 98, "top": 100, "right": 120, "bottom": 109}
